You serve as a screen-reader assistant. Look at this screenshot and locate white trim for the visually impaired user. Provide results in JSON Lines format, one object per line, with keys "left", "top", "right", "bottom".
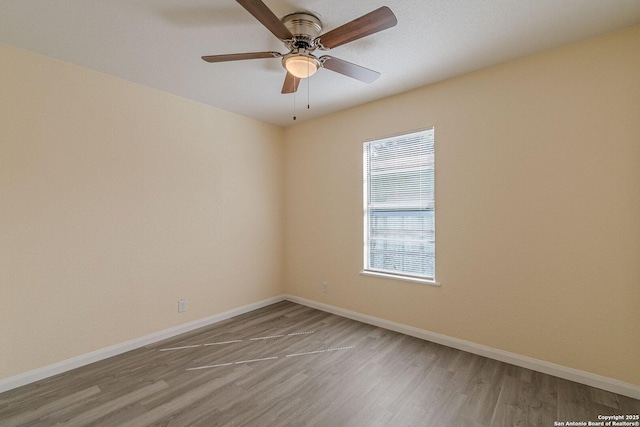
{"left": 360, "top": 270, "right": 440, "bottom": 286}
{"left": 2, "top": 293, "right": 639, "bottom": 400}
{"left": 0, "top": 296, "right": 285, "bottom": 394}
{"left": 283, "top": 294, "right": 640, "bottom": 400}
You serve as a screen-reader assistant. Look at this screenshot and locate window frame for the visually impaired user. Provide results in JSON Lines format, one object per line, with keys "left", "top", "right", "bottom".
{"left": 361, "top": 128, "right": 439, "bottom": 286}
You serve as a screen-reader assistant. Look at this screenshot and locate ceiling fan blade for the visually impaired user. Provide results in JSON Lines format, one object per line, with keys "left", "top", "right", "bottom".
{"left": 236, "top": 0, "right": 293, "bottom": 40}
{"left": 202, "top": 51, "right": 281, "bottom": 63}
{"left": 281, "top": 72, "right": 300, "bottom": 94}
{"left": 317, "top": 6, "right": 397, "bottom": 49}
{"left": 320, "top": 56, "right": 380, "bottom": 83}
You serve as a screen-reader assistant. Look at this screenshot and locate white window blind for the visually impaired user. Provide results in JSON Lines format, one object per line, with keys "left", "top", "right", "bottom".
{"left": 363, "top": 128, "right": 435, "bottom": 281}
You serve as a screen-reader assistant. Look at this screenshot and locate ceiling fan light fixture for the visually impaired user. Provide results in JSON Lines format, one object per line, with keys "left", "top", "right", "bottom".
{"left": 284, "top": 54, "right": 319, "bottom": 79}
{"left": 202, "top": 2, "right": 398, "bottom": 95}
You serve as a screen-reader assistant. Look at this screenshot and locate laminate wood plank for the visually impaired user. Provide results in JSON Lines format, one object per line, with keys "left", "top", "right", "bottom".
{"left": 119, "top": 366, "right": 251, "bottom": 427}
{"left": 54, "top": 380, "right": 169, "bottom": 426}
{"left": 490, "top": 375, "right": 532, "bottom": 426}
{"left": 349, "top": 347, "right": 437, "bottom": 422}
{"left": 619, "top": 394, "right": 640, "bottom": 414}
{"left": 526, "top": 370, "right": 559, "bottom": 426}
{"left": 590, "top": 386, "right": 621, "bottom": 409}
{"left": 1, "top": 301, "right": 638, "bottom": 426}
{"left": 557, "top": 379, "right": 594, "bottom": 421}
{"left": 455, "top": 357, "right": 504, "bottom": 423}
{"left": 0, "top": 386, "right": 101, "bottom": 426}
{"left": 387, "top": 365, "right": 457, "bottom": 425}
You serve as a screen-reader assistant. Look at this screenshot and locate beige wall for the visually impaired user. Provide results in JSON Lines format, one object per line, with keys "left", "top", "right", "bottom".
{"left": 0, "top": 44, "right": 284, "bottom": 379}
{"left": 2, "top": 25, "right": 639, "bottom": 388}
{"left": 283, "top": 26, "right": 640, "bottom": 386}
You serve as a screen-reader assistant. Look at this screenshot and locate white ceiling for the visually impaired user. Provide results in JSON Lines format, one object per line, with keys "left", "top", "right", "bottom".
{"left": 2, "top": 0, "right": 640, "bottom": 127}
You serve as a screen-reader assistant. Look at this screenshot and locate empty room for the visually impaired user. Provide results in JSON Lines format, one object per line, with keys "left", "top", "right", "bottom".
{"left": 1, "top": 0, "right": 639, "bottom": 425}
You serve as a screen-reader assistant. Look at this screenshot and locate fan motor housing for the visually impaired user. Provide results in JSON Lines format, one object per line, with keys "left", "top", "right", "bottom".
{"left": 282, "top": 12, "right": 322, "bottom": 49}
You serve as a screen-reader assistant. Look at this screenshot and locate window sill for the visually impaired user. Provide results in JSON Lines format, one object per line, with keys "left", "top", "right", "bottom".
{"left": 360, "top": 270, "right": 440, "bottom": 286}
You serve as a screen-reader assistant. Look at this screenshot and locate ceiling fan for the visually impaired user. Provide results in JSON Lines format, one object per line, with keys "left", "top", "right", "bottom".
{"left": 202, "top": 0, "right": 397, "bottom": 94}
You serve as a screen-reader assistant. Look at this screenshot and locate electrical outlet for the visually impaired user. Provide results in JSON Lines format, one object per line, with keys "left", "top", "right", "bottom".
{"left": 322, "top": 282, "right": 328, "bottom": 293}
{"left": 178, "top": 298, "right": 187, "bottom": 313}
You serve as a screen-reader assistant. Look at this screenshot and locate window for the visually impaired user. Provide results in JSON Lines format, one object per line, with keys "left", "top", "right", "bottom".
{"left": 363, "top": 128, "right": 435, "bottom": 283}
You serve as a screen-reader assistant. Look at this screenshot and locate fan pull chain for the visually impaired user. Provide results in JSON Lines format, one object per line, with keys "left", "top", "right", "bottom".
{"left": 307, "top": 60, "right": 310, "bottom": 110}
{"left": 292, "top": 85, "right": 297, "bottom": 121}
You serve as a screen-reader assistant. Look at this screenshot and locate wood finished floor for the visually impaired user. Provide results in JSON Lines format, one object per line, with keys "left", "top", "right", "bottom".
{"left": 1, "top": 301, "right": 638, "bottom": 426}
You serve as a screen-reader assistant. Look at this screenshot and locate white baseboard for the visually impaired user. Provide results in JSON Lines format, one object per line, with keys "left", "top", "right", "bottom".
{"left": 2, "top": 294, "right": 638, "bottom": 400}
{"left": 283, "top": 294, "right": 640, "bottom": 400}
{"left": 0, "top": 296, "right": 286, "bottom": 394}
